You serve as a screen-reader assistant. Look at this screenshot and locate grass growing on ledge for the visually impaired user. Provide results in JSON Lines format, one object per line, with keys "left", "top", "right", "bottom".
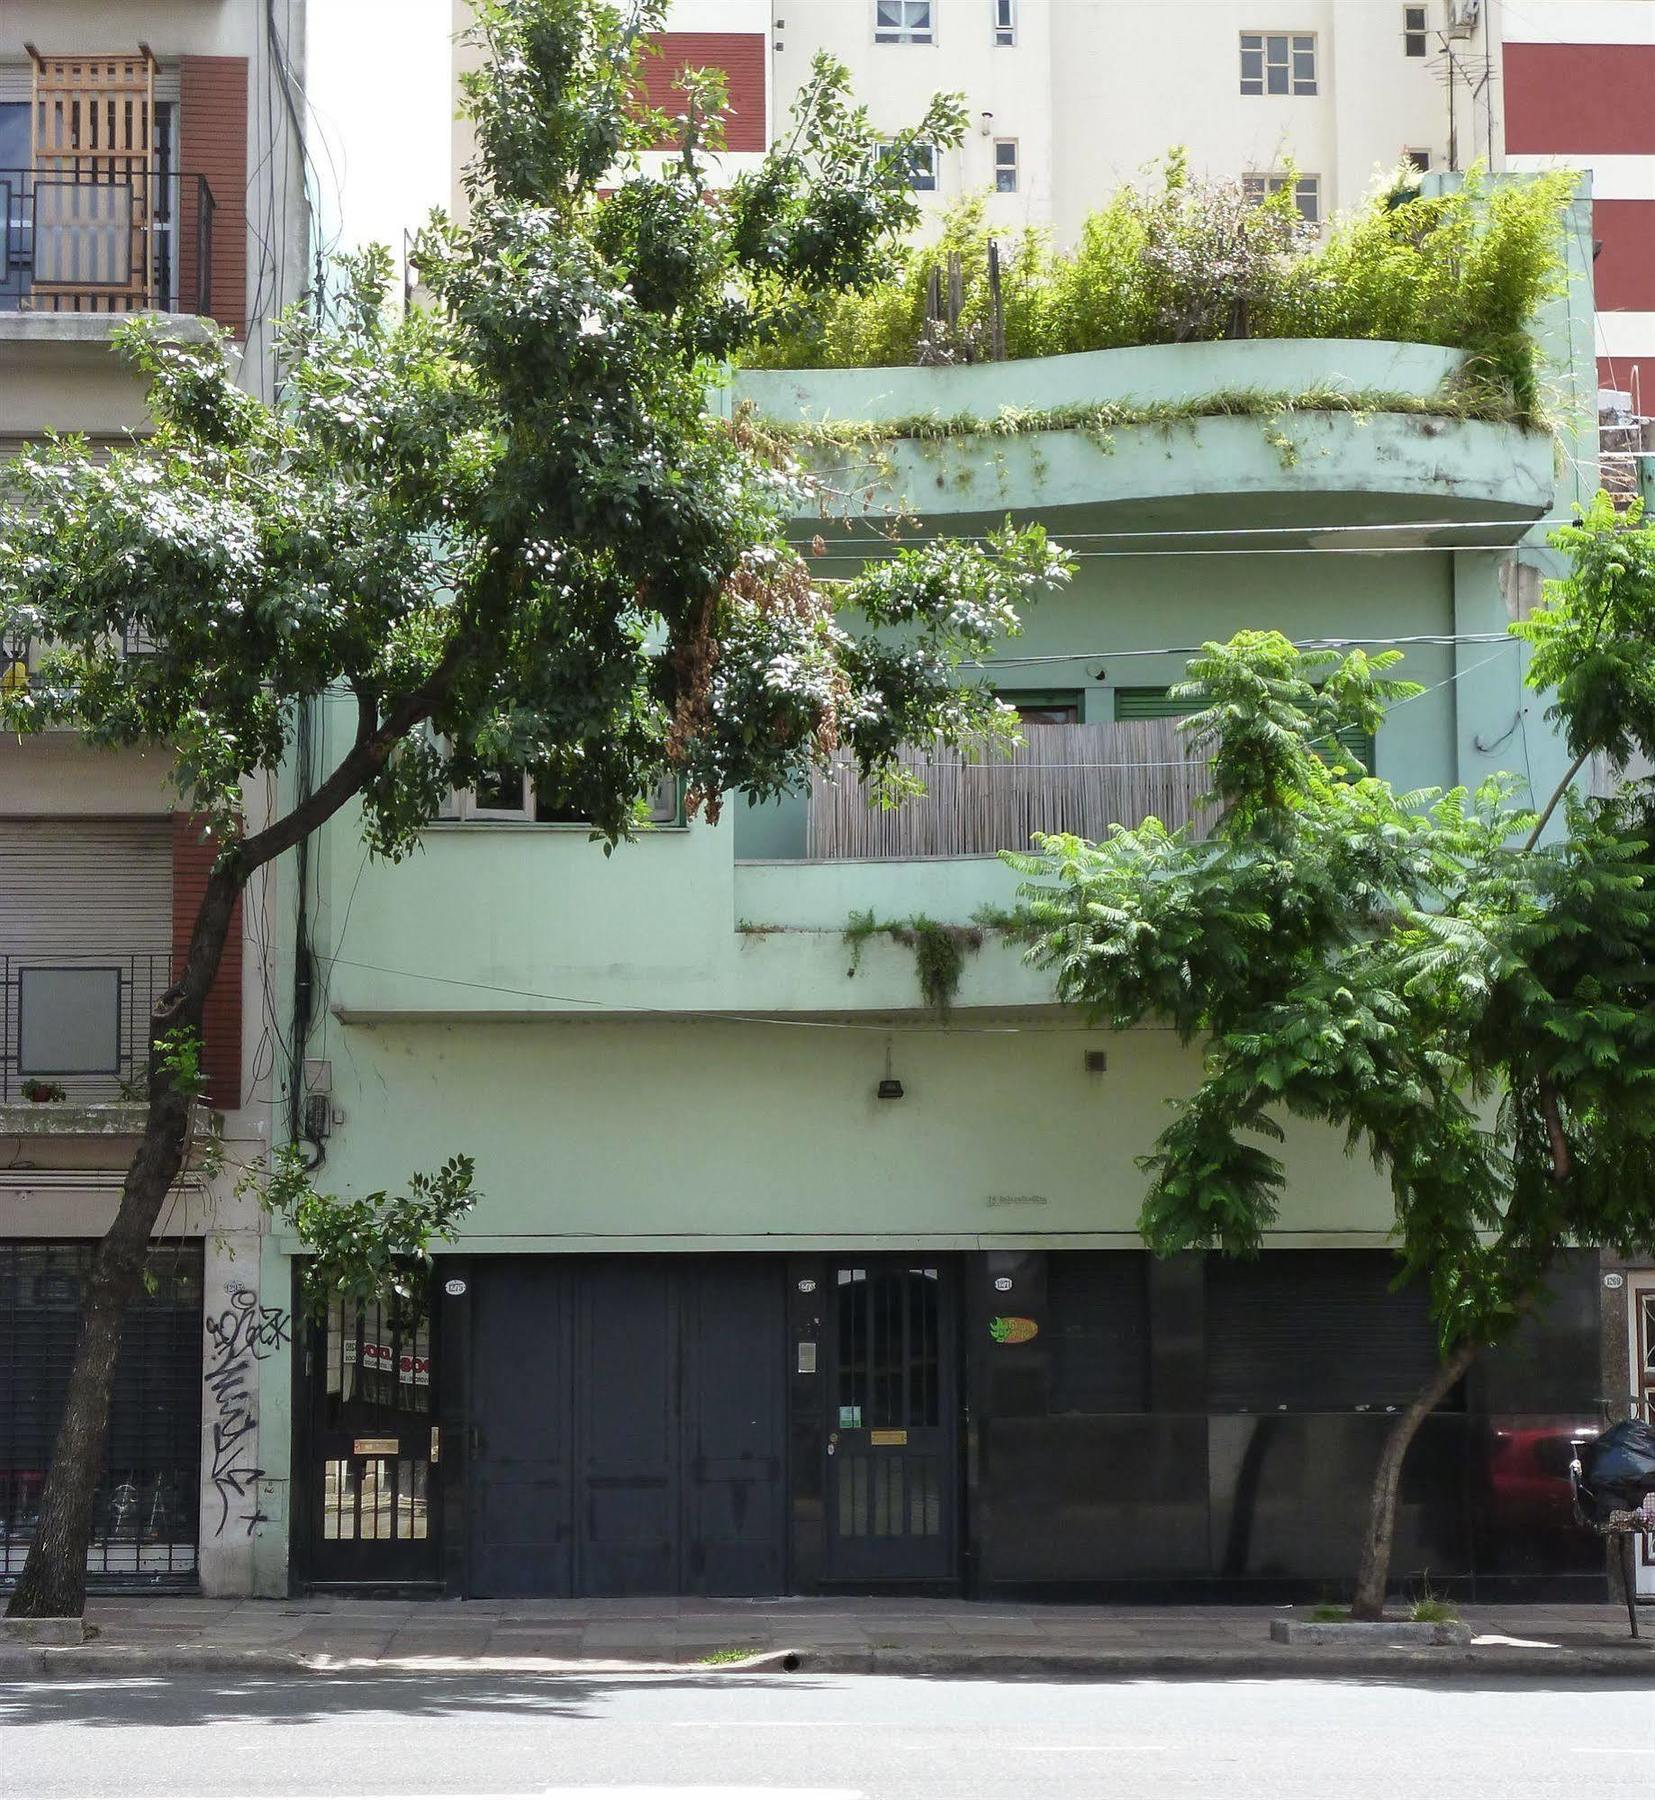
{"left": 765, "top": 382, "right": 1539, "bottom": 455}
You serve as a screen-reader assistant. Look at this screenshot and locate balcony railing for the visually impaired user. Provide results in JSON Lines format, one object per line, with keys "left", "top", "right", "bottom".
{"left": 0, "top": 952, "right": 173, "bottom": 1104}
{"left": 806, "top": 720, "right": 1214, "bottom": 860}
{"left": 0, "top": 169, "right": 214, "bottom": 317}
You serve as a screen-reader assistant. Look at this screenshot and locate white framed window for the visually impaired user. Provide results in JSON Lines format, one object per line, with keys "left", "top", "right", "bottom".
{"left": 993, "top": 0, "right": 1016, "bottom": 47}
{"left": 1405, "top": 147, "right": 1431, "bottom": 172}
{"left": 428, "top": 735, "right": 683, "bottom": 828}
{"left": 880, "top": 139, "right": 939, "bottom": 191}
{"left": 1240, "top": 32, "right": 1317, "bottom": 96}
{"left": 1243, "top": 171, "right": 1321, "bottom": 225}
{"left": 875, "top": 0, "right": 934, "bottom": 44}
{"left": 1404, "top": 5, "right": 1428, "bottom": 55}
{"left": 993, "top": 139, "right": 1019, "bottom": 194}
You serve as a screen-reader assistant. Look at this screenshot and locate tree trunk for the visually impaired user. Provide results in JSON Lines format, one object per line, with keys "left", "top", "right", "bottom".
{"left": 5, "top": 861, "right": 242, "bottom": 1620}
{"left": 1349, "top": 1339, "right": 1479, "bottom": 1620}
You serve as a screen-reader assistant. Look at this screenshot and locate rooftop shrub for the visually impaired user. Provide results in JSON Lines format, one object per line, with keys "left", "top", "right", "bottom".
{"left": 745, "top": 157, "right": 1578, "bottom": 425}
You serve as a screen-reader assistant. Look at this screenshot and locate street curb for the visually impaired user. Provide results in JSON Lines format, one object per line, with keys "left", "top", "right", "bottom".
{"left": 2, "top": 1640, "right": 1652, "bottom": 1683}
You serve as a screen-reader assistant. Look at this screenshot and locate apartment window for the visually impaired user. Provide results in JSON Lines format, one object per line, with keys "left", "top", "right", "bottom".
{"left": 443, "top": 768, "right": 683, "bottom": 827}
{"left": 994, "top": 0, "right": 1016, "bottom": 46}
{"left": 1404, "top": 5, "right": 1429, "bottom": 56}
{"left": 880, "top": 139, "right": 939, "bottom": 191}
{"left": 1240, "top": 32, "right": 1317, "bottom": 96}
{"left": 1001, "top": 691, "right": 1081, "bottom": 726}
{"left": 1405, "top": 148, "right": 1432, "bottom": 172}
{"left": 1242, "top": 171, "right": 1321, "bottom": 225}
{"left": 993, "top": 139, "right": 1019, "bottom": 194}
{"left": 875, "top": 0, "right": 934, "bottom": 43}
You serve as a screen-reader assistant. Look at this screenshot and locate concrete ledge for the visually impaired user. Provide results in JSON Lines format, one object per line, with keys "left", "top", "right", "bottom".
{"left": 0, "top": 312, "right": 219, "bottom": 349}
{"left": 0, "top": 1101, "right": 222, "bottom": 1140}
{"left": 1, "top": 1616, "right": 90, "bottom": 1647}
{"left": 1272, "top": 1617, "right": 1473, "bottom": 1647}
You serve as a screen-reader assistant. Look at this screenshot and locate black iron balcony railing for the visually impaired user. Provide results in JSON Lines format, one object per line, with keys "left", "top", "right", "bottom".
{"left": 0, "top": 951, "right": 174, "bottom": 1104}
{"left": 0, "top": 169, "right": 214, "bottom": 318}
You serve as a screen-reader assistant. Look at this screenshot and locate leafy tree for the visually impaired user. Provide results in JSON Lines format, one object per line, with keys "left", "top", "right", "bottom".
{"left": 1010, "top": 494, "right": 1655, "bottom": 1619}
{"left": 0, "top": 0, "right": 1067, "bottom": 1618}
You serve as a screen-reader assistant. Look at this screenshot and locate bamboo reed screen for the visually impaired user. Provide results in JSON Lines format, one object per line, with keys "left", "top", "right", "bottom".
{"left": 28, "top": 47, "right": 157, "bottom": 312}
{"left": 806, "top": 720, "right": 1215, "bottom": 860}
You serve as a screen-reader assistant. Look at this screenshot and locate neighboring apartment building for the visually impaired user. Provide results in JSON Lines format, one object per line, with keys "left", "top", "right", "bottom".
{"left": 256, "top": 4, "right": 1649, "bottom": 1606}
{"left": 0, "top": 3, "right": 307, "bottom": 1598}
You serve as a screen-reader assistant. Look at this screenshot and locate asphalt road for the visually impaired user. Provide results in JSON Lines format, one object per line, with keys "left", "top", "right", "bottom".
{"left": 2, "top": 1671, "right": 1652, "bottom": 1800}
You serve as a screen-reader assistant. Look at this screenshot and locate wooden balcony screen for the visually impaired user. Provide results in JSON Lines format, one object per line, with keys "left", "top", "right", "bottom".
{"left": 27, "top": 46, "right": 157, "bottom": 313}
{"left": 806, "top": 719, "right": 1216, "bottom": 860}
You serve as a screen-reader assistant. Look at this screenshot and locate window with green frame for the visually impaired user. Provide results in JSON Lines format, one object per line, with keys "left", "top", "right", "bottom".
{"left": 1113, "top": 686, "right": 1375, "bottom": 775}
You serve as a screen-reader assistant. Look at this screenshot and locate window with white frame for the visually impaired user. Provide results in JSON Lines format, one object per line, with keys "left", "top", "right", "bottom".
{"left": 875, "top": 0, "right": 934, "bottom": 43}
{"left": 434, "top": 752, "right": 683, "bottom": 827}
{"left": 1403, "top": 5, "right": 1428, "bottom": 56}
{"left": 1242, "top": 171, "right": 1321, "bottom": 225}
{"left": 1240, "top": 32, "right": 1317, "bottom": 95}
{"left": 993, "top": 139, "right": 1018, "bottom": 193}
{"left": 880, "top": 139, "right": 939, "bottom": 191}
{"left": 1405, "top": 147, "right": 1431, "bottom": 171}
{"left": 994, "top": 0, "right": 1016, "bottom": 47}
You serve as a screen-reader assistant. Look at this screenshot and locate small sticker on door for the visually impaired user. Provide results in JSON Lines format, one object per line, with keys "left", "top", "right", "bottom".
{"left": 797, "top": 1340, "right": 817, "bottom": 1374}
{"left": 989, "top": 1316, "right": 1039, "bottom": 1345}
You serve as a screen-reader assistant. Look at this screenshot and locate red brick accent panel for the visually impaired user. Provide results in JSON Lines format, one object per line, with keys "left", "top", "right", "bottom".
{"left": 171, "top": 816, "right": 244, "bottom": 1112}
{"left": 1504, "top": 44, "right": 1655, "bottom": 154}
{"left": 637, "top": 32, "right": 766, "bottom": 152}
{"left": 178, "top": 56, "right": 249, "bottom": 336}
{"left": 1591, "top": 199, "right": 1655, "bottom": 315}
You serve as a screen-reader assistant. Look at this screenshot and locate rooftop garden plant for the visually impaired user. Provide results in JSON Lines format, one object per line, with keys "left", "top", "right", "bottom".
{"left": 745, "top": 155, "right": 1578, "bottom": 428}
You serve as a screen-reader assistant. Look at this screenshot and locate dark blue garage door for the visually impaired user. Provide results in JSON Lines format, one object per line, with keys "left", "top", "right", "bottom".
{"left": 466, "top": 1256, "right": 786, "bottom": 1597}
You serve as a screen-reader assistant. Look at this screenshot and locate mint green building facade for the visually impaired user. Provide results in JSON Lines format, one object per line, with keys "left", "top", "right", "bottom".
{"left": 256, "top": 180, "right": 1613, "bottom": 1605}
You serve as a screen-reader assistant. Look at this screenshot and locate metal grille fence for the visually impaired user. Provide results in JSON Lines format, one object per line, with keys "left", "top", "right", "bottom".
{"left": 0, "top": 1240, "right": 203, "bottom": 1586}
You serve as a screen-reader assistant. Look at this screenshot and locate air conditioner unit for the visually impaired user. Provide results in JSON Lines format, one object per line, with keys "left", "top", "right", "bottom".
{"left": 1446, "top": 0, "right": 1481, "bottom": 38}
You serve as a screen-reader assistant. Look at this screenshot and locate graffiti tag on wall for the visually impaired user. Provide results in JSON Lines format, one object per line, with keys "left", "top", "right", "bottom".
{"left": 203, "top": 1281, "right": 291, "bottom": 1536}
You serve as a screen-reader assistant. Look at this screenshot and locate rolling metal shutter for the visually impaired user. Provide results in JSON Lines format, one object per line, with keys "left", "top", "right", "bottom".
{"left": 0, "top": 819, "right": 173, "bottom": 1099}
{"left": 0, "top": 1240, "right": 203, "bottom": 1587}
{"left": 1047, "top": 1252, "right": 1151, "bottom": 1414}
{"left": 1204, "top": 1251, "right": 1446, "bottom": 1412}
{"left": 0, "top": 818, "right": 172, "bottom": 955}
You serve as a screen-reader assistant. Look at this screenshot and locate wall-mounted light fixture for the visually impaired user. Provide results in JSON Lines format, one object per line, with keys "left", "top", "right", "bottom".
{"left": 980, "top": 109, "right": 995, "bottom": 136}
{"left": 877, "top": 1036, "right": 905, "bottom": 1100}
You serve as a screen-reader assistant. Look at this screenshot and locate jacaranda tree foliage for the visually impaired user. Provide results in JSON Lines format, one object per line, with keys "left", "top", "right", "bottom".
{"left": 0, "top": 0, "right": 1069, "bottom": 1617}
{"left": 1011, "top": 493, "right": 1655, "bottom": 1618}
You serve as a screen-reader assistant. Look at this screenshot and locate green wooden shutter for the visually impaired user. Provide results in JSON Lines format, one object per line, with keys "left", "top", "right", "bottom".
{"left": 1113, "top": 686, "right": 1194, "bottom": 721}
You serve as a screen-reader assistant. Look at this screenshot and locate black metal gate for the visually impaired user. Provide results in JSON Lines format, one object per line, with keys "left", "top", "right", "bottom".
{"left": 0, "top": 1239, "right": 203, "bottom": 1588}
{"left": 824, "top": 1258, "right": 960, "bottom": 1583}
{"left": 304, "top": 1287, "right": 441, "bottom": 1586}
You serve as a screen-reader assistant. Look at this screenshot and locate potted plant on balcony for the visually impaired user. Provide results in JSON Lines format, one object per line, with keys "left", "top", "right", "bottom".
{"left": 20, "top": 1080, "right": 67, "bottom": 1104}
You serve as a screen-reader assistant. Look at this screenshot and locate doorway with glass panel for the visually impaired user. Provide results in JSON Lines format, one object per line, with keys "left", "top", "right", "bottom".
{"left": 823, "top": 1258, "right": 960, "bottom": 1584}
{"left": 304, "top": 1286, "right": 440, "bottom": 1585}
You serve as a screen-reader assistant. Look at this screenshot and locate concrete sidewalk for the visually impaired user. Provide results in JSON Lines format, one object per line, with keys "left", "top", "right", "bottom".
{"left": 4, "top": 1595, "right": 1654, "bottom": 1681}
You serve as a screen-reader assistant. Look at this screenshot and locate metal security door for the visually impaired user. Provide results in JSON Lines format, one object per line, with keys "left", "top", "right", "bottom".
{"left": 0, "top": 1240, "right": 201, "bottom": 1587}
{"left": 824, "top": 1260, "right": 958, "bottom": 1583}
{"left": 307, "top": 1288, "right": 440, "bottom": 1585}
{"left": 1633, "top": 1275, "right": 1655, "bottom": 1600}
